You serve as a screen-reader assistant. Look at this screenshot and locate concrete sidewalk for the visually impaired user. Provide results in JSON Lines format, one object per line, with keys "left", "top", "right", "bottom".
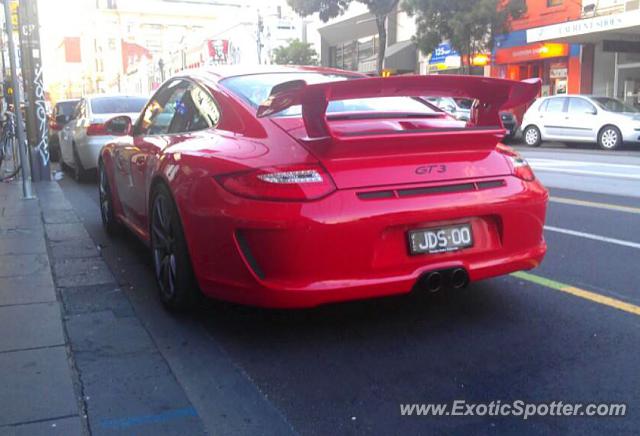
{"left": 1, "top": 179, "right": 206, "bottom": 435}
{"left": 0, "top": 181, "right": 84, "bottom": 435}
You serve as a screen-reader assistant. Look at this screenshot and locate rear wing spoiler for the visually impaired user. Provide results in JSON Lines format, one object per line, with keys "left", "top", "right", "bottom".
{"left": 256, "top": 75, "right": 541, "bottom": 139}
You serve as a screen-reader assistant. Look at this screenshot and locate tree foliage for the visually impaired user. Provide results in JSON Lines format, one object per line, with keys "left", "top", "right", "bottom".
{"left": 288, "top": 0, "right": 400, "bottom": 73}
{"left": 272, "top": 39, "right": 319, "bottom": 65}
{"left": 403, "top": 0, "right": 526, "bottom": 71}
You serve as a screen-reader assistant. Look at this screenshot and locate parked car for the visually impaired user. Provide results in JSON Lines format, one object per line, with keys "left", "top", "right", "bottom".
{"left": 500, "top": 111, "right": 518, "bottom": 140}
{"left": 59, "top": 94, "right": 148, "bottom": 180}
{"left": 426, "top": 96, "right": 519, "bottom": 139}
{"left": 425, "top": 96, "right": 471, "bottom": 121}
{"left": 521, "top": 95, "right": 640, "bottom": 150}
{"left": 98, "top": 67, "right": 547, "bottom": 310}
{"left": 48, "top": 99, "right": 79, "bottom": 162}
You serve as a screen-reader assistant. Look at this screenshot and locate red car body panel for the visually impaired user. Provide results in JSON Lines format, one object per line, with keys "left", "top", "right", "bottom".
{"left": 100, "top": 67, "right": 548, "bottom": 308}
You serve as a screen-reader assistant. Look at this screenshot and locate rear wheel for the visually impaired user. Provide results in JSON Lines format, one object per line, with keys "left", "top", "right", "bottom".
{"left": 598, "top": 125, "right": 622, "bottom": 150}
{"left": 150, "top": 183, "right": 200, "bottom": 311}
{"left": 98, "top": 161, "right": 122, "bottom": 236}
{"left": 523, "top": 125, "right": 542, "bottom": 147}
{"left": 72, "top": 143, "right": 88, "bottom": 182}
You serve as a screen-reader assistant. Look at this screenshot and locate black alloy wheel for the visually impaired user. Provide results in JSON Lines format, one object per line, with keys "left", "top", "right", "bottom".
{"left": 150, "top": 183, "right": 200, "bottom": 311}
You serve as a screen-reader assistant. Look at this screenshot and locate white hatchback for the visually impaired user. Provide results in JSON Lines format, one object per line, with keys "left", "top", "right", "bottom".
{"left": 521, "top": 95, "right": 640, "bottom": 150}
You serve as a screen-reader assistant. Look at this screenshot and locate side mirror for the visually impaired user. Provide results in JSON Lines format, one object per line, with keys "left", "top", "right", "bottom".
{"left": 55, "top": 114, "right": 69, "bottom": 125}
{"left": 105, "top": 115, "right": 133, "bottom": 136}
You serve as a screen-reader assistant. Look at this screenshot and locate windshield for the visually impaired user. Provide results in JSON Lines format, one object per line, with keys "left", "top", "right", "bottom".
{"left": 591, "top": 97, "right": 639, "bottom": 113}
{"left": 90, "top": 96, "right": 148, "bottom": 114}
{"left": 56, "top": 100, "right": 79, "bottom": 116}
{"left": 221, "top": 73, "right": 436, "bottom": 117}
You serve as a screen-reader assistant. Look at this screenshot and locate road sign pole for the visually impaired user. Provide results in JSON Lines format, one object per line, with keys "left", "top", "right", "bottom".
{"left": 18, "top": 0, "right": 50, "bottom": 181}
{"left": 3, "top": 0, "right": 34, "bottom": 199}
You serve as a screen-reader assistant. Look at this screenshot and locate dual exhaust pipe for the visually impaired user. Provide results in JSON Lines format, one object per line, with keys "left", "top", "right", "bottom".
{"left": 416, "top": 268, "right": 469, "bottom": 293}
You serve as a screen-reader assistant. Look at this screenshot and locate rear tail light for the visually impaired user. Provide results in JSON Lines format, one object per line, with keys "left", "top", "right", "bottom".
{"left": 497, "top": 144, "right": 535, "bottom": 181}
{"left": 216, "top": 164, "right": 336, "bottom": 201}
{"left": 86, "top": 123, "right": 107, "bottom": 136}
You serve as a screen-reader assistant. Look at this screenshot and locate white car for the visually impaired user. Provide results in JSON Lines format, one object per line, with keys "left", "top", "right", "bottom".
{"left": 60, "top": 94, "right": 147, "bottom": 180}
{"left": 424, "top": 96, "right": 472, "bottom": 121}
{"left": 521, "top": 95, "right": 640, "bottom": 150}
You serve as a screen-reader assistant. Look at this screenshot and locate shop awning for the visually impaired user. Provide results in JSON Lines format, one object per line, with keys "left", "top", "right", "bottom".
{"left": 384, "top": 40, "right": 417, "bottom": 72}
{"left": 318, "top": 12, "right": 378, "bottom": 46}
{"left": 526, "top": 9, "right": 640, "bottom": 44}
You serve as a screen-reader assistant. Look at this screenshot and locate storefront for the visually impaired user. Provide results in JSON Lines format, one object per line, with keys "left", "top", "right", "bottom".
{"left": 425, "top": 42, "right": 488, "bottom": 75}
{"left": 525, "top": 8, "right": 640, "bottom": 108}
{"left": 491, "top": 29, "right": 583, "bottom": 96}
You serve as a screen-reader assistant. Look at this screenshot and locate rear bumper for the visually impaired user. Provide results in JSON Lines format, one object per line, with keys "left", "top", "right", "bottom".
{"left": 76, "top": 136, "right": 118, "bottom": 170}
{"left": 183, "top": 176, "right": 548, "bottom": 308}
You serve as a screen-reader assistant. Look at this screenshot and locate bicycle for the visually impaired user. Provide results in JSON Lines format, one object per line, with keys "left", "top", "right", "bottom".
{"left": 0, "top": 111, "right": 19, "bottom": 181}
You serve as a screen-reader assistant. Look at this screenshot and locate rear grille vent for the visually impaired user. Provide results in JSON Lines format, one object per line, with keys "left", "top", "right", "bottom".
{"left": 356, "top": 179, "right": 505, "bottom": 201}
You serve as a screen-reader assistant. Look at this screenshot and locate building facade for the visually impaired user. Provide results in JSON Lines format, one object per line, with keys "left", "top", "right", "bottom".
{"left": 525, "top": 0, "right": 640, "bottom": 107}
{"left": 316, "top": 4, "right": 420, "bottom": 75}
{"left": 491, "top": 0, "right": 585, "bottom": 96}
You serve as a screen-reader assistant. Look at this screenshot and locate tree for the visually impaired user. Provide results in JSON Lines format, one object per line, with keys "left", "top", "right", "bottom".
{"left": 403, "top": 0, "right": 526, "bottom": 73}
{"left": 272, "top": 39, "right": 319, "bottom": 65}
{"left": 288, "top": 0, "right": 400, "bottom": 74}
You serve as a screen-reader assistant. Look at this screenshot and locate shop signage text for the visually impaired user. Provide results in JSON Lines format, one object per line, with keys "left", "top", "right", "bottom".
{"left": 527, "top": 10, "right": 640, "bottom": 43}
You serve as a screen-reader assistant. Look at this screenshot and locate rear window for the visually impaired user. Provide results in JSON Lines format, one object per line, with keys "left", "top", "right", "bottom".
{"left": 221, "top": 73, "right": 436, "bottom": 117}
{"left": 90, "top": 96, "right": 147, "bottom": 114}
{"left": 56, "top": 101, "right": 79, "bottom": 117}
{"left": 591, "top": 97, "right": 638, "bottom": 113}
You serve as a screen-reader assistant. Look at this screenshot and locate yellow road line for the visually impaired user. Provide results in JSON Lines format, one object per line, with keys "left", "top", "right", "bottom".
{"left": 549, "top": 196, "right": 640, "bottom": 215}
{"left": 511, "top": 271, "right": 640, "bottom": 317}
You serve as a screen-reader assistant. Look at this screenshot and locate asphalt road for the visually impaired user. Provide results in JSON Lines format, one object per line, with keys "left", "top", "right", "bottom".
{"left": 55, "top": 144, "right": 640, "bottom": 435}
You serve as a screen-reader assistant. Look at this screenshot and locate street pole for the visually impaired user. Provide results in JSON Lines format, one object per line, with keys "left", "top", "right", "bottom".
{"left": 3, "top": 0, "right": 34, "bottom": 199}
{"left": 18, "top": 0, "right": 50, "bottom": 181}
{"left": 256, "top": 10, "right": 263, "bottom": 64}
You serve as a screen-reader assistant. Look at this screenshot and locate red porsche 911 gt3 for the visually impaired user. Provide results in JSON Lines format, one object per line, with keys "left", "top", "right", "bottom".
{"left": 98, "top": 66, "right": 547, "bottom": 310}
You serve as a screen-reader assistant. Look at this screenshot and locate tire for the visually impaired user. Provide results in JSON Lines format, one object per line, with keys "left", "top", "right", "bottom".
{"left": 150, "top": 183, "right": 200, "bottom": 311}
{"left": 523, "top": 125, "right": 542, "bottom": 147}
{"left": 98, "top": 160, "right": 122, "bottom": 236}
{"left": 598, "top": 125, "right": 622, "bottom": 150}
{"left": 72, "top": 143, "right": 88, "bottom": 182}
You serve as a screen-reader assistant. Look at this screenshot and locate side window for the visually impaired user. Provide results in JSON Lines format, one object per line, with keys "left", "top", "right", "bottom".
{"left": 568, "top": 98, "right": 596, "bottom": 114}
{"left": 544, "top": 97, "right": 566, "bottom": 113}
{"left": 168, "top": 83, "right": 221, "bottom": 134}
{"left": 136, "top": 80, "right": 189, "bottom": 136}
{"left": 538, "top": 100, "right": 549, "bottom": 112}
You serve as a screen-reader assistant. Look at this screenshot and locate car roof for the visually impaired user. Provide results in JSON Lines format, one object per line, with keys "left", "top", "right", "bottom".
{"left": 82, "top": 94, "right": 147, "bottom": 100}
{"left": 187, "top": 64, "right": 365, "bottom": 83}
{"left": 55, "top": 99, "right": 79, "bottom": 104}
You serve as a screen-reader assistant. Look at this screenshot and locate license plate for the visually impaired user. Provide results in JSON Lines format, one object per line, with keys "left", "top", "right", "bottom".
{"left": 408, "top": 224, "right": 473, "bottom": 255}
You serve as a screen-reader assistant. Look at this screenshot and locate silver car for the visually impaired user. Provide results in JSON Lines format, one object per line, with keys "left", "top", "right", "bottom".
{"left": 60, "top": 94, "right": 147, "bottom": 180}
{"left": 425, "top": 96, "right": 471, "bottom": 121}
{"left": 521, "top": 95, "right": 640, "bottom": 150}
